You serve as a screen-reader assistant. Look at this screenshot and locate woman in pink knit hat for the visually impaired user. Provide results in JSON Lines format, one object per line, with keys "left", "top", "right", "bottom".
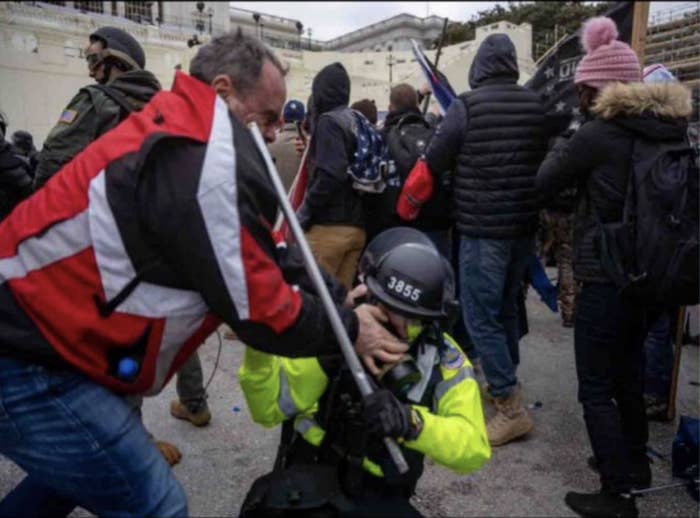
{"left": 536, "top": 15, "right": 694, "bottom": 518}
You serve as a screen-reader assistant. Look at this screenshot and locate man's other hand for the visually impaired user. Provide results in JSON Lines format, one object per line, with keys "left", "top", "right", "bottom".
{"left": 353, "top": 304, "right": 408, "bottom": 375}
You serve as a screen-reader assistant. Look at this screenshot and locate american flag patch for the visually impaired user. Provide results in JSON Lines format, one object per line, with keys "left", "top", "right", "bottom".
{"left": 59, "top": 109, "right": 78, "bottom": 124}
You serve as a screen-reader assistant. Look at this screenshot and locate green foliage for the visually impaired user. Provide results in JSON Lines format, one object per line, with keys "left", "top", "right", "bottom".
{"left": 444, "top": 1, "right": 615, "bottom": 60}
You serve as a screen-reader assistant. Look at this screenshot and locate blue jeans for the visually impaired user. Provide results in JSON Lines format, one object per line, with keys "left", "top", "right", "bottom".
{"left": 0, "top": 357, "right": 187, "bottom": 518}
{"left": 459, "top": 236, "right": 533, "bottom": 398}
{"left": 643, "top": 310, "right": 673, "bottom": 400}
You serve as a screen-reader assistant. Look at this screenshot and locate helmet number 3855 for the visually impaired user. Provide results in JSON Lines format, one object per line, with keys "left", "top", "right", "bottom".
{"left": 387, "top": 276, "right": 422, "bottom": 302}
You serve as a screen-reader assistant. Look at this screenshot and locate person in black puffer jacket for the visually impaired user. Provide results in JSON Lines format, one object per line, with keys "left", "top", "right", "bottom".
{"left": 536, "top": 17, "right": 693, "bottom": 518}
{"left": 297, "top": 63, "right": 365, "bottom": 289}
{"left": 400, "top": 33, "right": 548, "bottom": 447}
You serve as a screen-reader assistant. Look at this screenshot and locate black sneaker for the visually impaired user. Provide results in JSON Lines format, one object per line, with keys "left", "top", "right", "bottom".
{"left": 565, "top": 491, "right": 638, "bottom": 518}
{"left": 587, "top": 457, "right": 651, "bottom": 490}
{"left": 644, "top": 395, "right": 673, "bottom": 422}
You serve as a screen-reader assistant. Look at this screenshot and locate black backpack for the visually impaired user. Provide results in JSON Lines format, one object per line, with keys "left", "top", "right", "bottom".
{"left": 599, "top": 139, "right": 699, "bottom": 305}
{"left": 365, "top": 113, "right": 451, "bottom": 238}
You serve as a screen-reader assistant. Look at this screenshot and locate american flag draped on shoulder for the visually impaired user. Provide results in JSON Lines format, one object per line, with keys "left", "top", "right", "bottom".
{"left": 410, "top": 39, "right": 457, "bottom": 115}
{"left": 525, "top": 1, "right": 634, "bottom": 133}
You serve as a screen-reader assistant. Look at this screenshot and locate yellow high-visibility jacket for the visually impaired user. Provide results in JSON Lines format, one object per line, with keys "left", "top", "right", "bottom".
{"left": 238, "top": 333, "right": 490, "bottom": 477}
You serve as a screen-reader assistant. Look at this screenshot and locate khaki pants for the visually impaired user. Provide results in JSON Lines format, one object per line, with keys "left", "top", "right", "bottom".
{"left": 305, "top": 225, "right": 366, "bottom": 290}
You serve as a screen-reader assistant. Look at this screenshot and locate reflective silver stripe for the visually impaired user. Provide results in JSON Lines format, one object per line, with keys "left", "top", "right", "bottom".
{"left": 89, "top": 170, "right": 207, "bottom": 318}
{"left": 144, "top": 314, "right": 206, "bottom": 396}
{"left": 433, "top": 366, "right": 475, "bottom": 410}
{"left": 278, "top": 370, "right": 297, "bottom": 418}
{"left": 0, "top": 210, "right": 91, "bottom": 282}
{"left": 197, "top": 96, "right": 249, "bottom": 320}
{"left": 294, "top": 416, "right": 319, "bottom": 435}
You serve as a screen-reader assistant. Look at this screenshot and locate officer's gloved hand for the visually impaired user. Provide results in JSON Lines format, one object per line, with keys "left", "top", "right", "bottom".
{"left": 364, "top": 389, "right": 420, "bottom": 441}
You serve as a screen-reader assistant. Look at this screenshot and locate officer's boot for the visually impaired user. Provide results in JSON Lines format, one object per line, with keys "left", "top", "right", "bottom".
{"left": 487, "top": 384, "right": 533, "bottom": 446}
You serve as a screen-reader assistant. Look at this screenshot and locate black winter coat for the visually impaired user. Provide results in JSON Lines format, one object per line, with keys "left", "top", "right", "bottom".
{"left": 536, "top": 81, "right": 693, "bottom": 283}
{"left": 425, "top": 34, "right": 547, "bottom": 239}
{"left": 299, "top": 63, "right": 364, "bottom": 230}
{"left": 0, "top": 140, "right": 32, "bottom": 221}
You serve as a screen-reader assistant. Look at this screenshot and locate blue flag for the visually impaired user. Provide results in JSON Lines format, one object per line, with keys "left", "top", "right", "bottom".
{"left": 411, "top": 39, "right": 456, "bottom": 116}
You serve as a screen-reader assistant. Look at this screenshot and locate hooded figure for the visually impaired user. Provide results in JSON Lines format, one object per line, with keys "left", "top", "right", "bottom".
{"left": 399, "top": 32, "right": 548, "bottom": 448}
{"left": 297, "top": 63, "right": 366, "bottom": 290}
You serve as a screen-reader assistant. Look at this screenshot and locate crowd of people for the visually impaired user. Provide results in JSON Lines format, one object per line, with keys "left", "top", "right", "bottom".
{"left": 0, "top": 12, "right": 697, "bottom": 518}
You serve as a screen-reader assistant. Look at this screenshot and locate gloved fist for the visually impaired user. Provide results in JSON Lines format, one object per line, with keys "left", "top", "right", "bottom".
{"left": 363, "top": 389, "right": 420, "bottom": 441}
{"left": 396, "top": 159, "right": 434, "bottom": 221}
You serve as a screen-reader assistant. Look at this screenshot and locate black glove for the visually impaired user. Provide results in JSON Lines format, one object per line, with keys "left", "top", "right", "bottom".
{"left": 363, "top": 389, "right": 420, "bottom": 441}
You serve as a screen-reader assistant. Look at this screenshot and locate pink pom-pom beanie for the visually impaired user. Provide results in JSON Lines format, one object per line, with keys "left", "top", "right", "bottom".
{"left": 574, "top": 16, "right": 641, "bottom": 89}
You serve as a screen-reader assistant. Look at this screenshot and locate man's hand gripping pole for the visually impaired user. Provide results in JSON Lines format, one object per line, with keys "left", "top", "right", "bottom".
{"left": 248, "top": 122, "right": 409, "bottom": 475}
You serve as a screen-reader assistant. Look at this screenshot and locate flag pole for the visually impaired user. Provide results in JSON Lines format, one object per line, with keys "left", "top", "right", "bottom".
{"left": 630, "top": 1, "right": 650, "bottom": 60}
{"left": 422, "top": 17, "right": 449, "bottom": 116}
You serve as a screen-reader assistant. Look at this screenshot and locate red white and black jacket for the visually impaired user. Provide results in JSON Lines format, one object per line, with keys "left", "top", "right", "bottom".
{"left": 0, "top": 72, "right": 357, "bottom": 395}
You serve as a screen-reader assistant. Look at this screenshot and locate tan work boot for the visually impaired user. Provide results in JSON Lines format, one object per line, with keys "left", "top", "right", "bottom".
{"left": 170, "top": 399, "right": 212, "bottom": 427}
{"left": 480, "top": 382, "right": 495, "bottom": 405}
{"left": 487, "top": 385, "right": 533, "bottom": 446}
{"left": 155, "top": 440, "right": 182, "bottom": 466}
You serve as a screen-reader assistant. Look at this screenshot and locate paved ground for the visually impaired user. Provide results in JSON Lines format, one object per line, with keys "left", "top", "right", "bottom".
{"left": 1, "top": 286, "right": 698, "bottom": 517}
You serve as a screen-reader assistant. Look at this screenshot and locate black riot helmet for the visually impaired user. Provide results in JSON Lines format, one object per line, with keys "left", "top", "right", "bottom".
{"left": 89, "top": 26, "right": 145, "bottom": 70}
{"left": 360, "top": 228, "right": 458, "bottom": 320}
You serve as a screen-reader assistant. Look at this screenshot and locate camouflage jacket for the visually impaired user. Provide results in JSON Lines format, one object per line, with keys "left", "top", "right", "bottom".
{"left": 34, "top": 70, "right": 161, "bottom": 189}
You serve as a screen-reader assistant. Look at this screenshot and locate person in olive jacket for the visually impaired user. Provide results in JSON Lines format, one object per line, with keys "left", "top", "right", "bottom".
{"left": 34, "top": 26, "right": 161, "bottom": 189}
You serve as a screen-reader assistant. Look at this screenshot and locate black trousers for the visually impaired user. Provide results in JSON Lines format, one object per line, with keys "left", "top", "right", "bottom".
{"left": 574, "top": 283, "right": 651, "bottom": 494}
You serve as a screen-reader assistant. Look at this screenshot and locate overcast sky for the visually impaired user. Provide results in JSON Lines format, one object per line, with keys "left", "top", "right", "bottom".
{"left": 230, "top": 1, "right": 696, "bottom": 41}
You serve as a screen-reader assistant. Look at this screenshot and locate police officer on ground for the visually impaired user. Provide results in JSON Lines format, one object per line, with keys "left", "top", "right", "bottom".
{"left": 239, "top": 227, "right": 490, "bottom": 516}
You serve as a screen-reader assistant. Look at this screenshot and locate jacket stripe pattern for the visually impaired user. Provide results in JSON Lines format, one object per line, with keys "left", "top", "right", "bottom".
{"left": 0, "top": 72, "right": 303, "bottom": 394}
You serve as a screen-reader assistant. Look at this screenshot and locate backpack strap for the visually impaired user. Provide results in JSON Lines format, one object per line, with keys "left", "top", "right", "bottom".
{"left": 89, "top": 84, "right": 135, "bottom": 119}
{"left": 395, "top": 112, "right": 430, "bottom": 131}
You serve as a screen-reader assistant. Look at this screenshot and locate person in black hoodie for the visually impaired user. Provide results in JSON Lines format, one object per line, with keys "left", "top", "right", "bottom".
{"left": 298, "top": 63, "right": 365, "bottom": 289}
{"left": 34, "top": 26, "right": 161, "bottom": 189}
{"left": 398, "top": 33, "right": 548, "bottom": 447}
{"left": 536, "top": 17, "right": 693, "bottom": 518}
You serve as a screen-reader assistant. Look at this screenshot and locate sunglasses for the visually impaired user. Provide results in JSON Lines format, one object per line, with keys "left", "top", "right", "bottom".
{"left": 86, "top": 52, "right": 102, "bottom": 69}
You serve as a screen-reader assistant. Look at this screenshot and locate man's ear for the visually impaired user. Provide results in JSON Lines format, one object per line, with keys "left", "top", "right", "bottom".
{"left": 211, "top": 74, "right": 233, "bottom": 99}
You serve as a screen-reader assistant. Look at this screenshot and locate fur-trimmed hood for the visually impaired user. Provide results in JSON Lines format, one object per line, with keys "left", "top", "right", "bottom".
{"left": 591, "top": 81, "right": 692, "bottom": 120}
{"left": 591, "top": 81, "right": 691, "bottom": 141}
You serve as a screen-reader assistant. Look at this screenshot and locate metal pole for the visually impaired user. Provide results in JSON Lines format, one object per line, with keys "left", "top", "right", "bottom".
{"left": 248, "top": 122, "right": 410, "bottom": 475}
{"left": 422, "top": 17, "right": 449, "bottom": 116}
{"left": 667, "top": 306, "right": 686, "bottom": 421}
{"left": 631, "top": 479, "right": 698, "bottom": 496}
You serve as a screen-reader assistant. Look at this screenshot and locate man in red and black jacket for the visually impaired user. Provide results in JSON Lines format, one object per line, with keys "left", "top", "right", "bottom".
{"left": 0, "top": 31, "right": 406, "bottom": 517}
